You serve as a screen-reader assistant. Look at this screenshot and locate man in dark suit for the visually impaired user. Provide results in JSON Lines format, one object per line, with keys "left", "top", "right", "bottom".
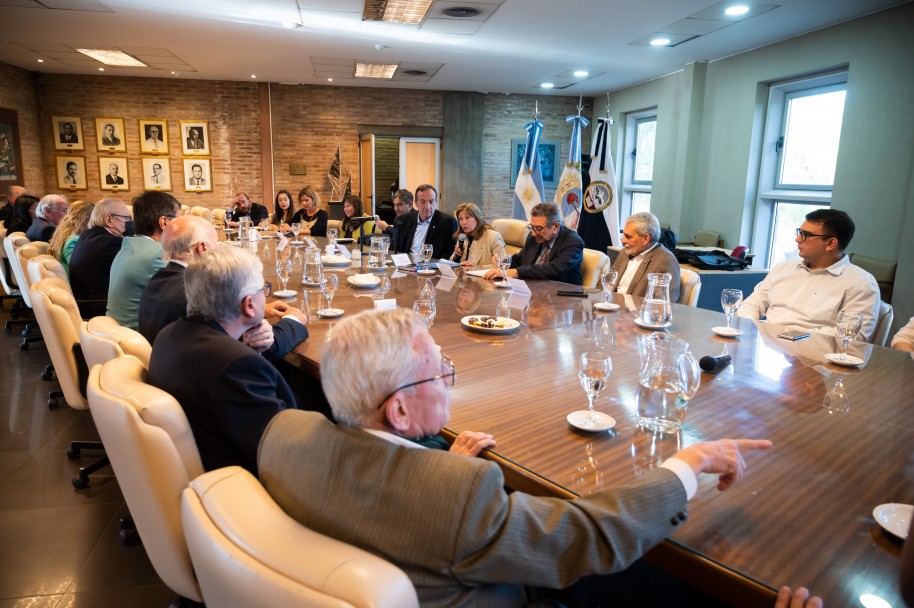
{"left": 610, "top": 211, "right": 681, "bottom": 302}
{"left": 69, "top": 198, "right": 131, "bottom": 317}
{"left": 186, "top": 127, "right": 204, "bottom": 150}
{"left": 26, "top": 194, "right": 68, "bottom": 242}
{"left": 101, "top": 123, "right": 121, "bottom": 146}
{"left": 227, "top": 191, "right": 268, "bottom": 227}
{"left": 147, "top": 246, "right": 307, "bottom": 475}
{"left": 59, "top": 122, "right": 78, "bottom": 144}
{"left": 484, "top": 202, "right": 584, "bottom": 285}
{"left": 104, "top": 163, "right": 124, "bottom": 185}
{"left": 393, "top": 184, "right": 457, "bottom": 260}
{"left": 258, "top": 308, "right": 772, "bottom": 607}
{"left": 376, "top": 188, "right": 415, "bottom": 244}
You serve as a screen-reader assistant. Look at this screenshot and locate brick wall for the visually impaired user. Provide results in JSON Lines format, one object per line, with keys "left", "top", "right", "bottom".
{"left": 0, "top": 63, "right": 43, "bottom": 193}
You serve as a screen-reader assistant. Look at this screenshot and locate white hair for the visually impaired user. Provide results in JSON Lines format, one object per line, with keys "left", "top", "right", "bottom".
{"left": 36, "top": 194, "right": 68, "bottom": 219}
{"left": 162, "top": 215, "right": 214, "bottom": 262}
{"left": 185, "top": 246, "right": 263, "bottom": 323}
{"left": 625, "top": 212, "right": 661, "bottom": 243}
{"left": 87, "top": 198, "right": 125, "bottom": 228}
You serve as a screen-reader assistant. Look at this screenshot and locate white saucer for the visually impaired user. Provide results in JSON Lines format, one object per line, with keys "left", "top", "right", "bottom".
{"left": 824, "top": 353, "right": 864, "bottom": 367}
{"left": 873, "top": 503, "right": 912, "bottom": 538}
{"left": 272, "top": 289, "right": 296, "bottom": 298}
{"left": 494, "top": 281, "right": 512, "bottom": 289}
{"left": 222, "top": 229, "right": 236, "bottom": 234}
{"left": 567, "top": 410, "right": 616, "bottom": 432}
{"left": 712, "top": 326, "right": 743, "bottom": 337}
{"left": 634, "top": 317, "right": 672, "bottom": 330}
{"left": 316, "top": 308, "right": 344, "bottom": 318}
{"left": 417, "top": 269, "right": 436, "bottom": 276}
{"left": 594, "top": 302, "right": 620, "bottom": 312}
{"left": 347, "top": 275, "right": 380, "bottom": 288}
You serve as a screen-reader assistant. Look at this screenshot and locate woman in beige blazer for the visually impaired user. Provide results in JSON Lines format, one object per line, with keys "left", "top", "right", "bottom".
{"left": 450, "top": 202, "right": 506, "bottom": 266}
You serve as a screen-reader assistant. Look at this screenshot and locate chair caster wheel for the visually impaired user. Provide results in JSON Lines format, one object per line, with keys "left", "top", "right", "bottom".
{"left": 72, "top": 474, "right": 89, "bottom": 489}
{"left": 119, "top": 528, "right": 141, "bottom": 546}
{"left": 66, "top": 447, "right": 80, "bottom": 459}
{"left": 20, "top": 340, "right": 29, "bottom": 350}
{"left": 41, "top": 367, "right": 54, "bottom": 381}
{"left": 21, "top": 327, "right": 31, "bottom": 338}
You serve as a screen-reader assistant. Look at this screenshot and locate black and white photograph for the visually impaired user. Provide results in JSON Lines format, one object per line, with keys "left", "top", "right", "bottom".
{"left": 180, "top": 120, "right": 209, "bottom": 155}
{"left": 99, "top": 156, "right": 129, "bottom": 191}
{"left": 183, "top": 158, "right": 212, "bottom": 192}
{"left": 139, "top": 119, "right": 169, "bottom": 154}
{"left": 52, "top": 115, "right": 84, "bottom": 151}
{"left": 95, "top": 117, "right": 127, "bottom": 152}
{"left": 55, "top": 155, "right": 87, "bottom": 190}
{"left": 142, "top": 158, "right": 172, "bottom": 190}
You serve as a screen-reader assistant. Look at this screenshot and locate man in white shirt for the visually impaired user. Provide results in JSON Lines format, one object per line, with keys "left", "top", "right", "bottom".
{"left": 739, "top": 209, "right": 879, "bottom": 341}
{"left": 610, "top": 211, "right": 681, "bottom": 302}
{"left": 891, "top": 316, "right": 914, "bottom": 352}
{"left": 144, "top": 125, "right": 165, "bottom": 152}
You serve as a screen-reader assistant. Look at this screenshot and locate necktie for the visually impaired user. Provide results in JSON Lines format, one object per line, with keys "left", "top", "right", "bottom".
{"left": 536, "top": 245, "right": 550, "bottom": 265}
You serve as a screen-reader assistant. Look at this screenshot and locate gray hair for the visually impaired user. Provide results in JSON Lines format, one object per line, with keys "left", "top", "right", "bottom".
{"left": 322, "top": 308, "right": 425, "bottom": 427}
{"left": 531, "top": 202, "right": 560, "bottom": 225}
{"left": 162, "top": 215, "right": 215, "bottom": 262}
{"left": 625, "top": 212, "right": 661, "bottom": 243}
{"left": 87, "top": 198, "right": 126, "bottom": 228}
{"left": 36, "top": 194, "right": 68, "bottom": 219}
{"left": 185, "top": 247, "right": 263, "bottom": 324}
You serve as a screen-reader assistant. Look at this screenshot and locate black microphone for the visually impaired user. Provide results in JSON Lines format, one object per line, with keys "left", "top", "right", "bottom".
{"left": 457, "top": 233, "right": 467, "bottom": 261}
{"left": 699, "top": 354, "right": 731, "bottom": 373}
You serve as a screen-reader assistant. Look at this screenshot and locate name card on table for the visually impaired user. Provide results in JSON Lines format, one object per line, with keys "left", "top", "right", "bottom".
{"left": 391, "top": 253, "right": 411, "bottom": 267}
{"left": 276, "top": 233, "right": 289, "bottom": 251}
{"left": 437, "top": 264, "right": 457, "bottom": 278}
{"left": 436, "top": 277, "right": 456, "bottom": 292}
{"left": 373, "top": 299, "right": 398, "bottom": 311}
{"left": 337, "top": 246, "right": 352, "bottom": 259}
{"left": 506, "top": 277, "right": 531, "bottom": 294}
{"left": 508, "top": 291, "right": 532, "bottom": 309}
{"left": 304, "top": 237, "right": 317, "bottom": 248}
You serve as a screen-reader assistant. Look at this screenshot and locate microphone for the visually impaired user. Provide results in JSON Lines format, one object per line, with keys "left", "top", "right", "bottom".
{"left": 457, "top": 233, "right": 467, "bottom": 261}
{"left": 699, "top": 354, "right": 731, "bottom": 373}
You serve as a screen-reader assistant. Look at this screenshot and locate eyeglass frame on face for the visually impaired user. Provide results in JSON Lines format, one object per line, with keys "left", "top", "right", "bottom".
{"left": 795, "top": 228, "right": 835, "bottom": 242}
{"left": 376, "top": 353, "right": 456, "bottom": 410}
{"left": 244, "top": 281, "right": 272, "bottom": 300}
{"left": 109, "top": 213, "right": 131, "bottom": 224}
{"left": 527, "top": 221, "right": 557, "bottom": 234}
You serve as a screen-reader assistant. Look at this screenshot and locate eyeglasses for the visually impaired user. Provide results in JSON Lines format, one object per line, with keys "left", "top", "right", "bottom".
{"left": 527, "top": 223, "right": 553, "bottom": 234}
{"left": 376, "top": 353, "right": 456, "bottom": 410}
{"left": 795, "top": 228, "right": 835, "bottom": 242}
{"left": 246, "top": 282, "right": 272, "bottom": 299}
{"left": 110, "top": 214, "right": 131, "bottom": 223}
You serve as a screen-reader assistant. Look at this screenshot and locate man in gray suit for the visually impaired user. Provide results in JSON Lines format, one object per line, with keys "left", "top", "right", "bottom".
{"left": 610, "top": 211, "right": 681, "bottom": 302}
{"left": 258, "top": 308, "right": 771, "bottom": 607}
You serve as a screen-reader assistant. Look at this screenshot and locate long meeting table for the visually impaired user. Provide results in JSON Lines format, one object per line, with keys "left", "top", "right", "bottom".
{"left": 246, "top": 236, "right": 913, "bottom": 608}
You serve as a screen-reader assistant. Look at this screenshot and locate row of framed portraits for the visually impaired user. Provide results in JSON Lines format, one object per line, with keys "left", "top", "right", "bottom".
{"left": 52, "top": 116, "right": 210, "bottom": 156}
{"left": 55, "top": 156, "right": 213, "bottom": 192}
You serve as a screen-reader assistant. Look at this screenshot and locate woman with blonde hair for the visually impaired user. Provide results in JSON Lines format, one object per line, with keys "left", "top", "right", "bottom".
{"left": 291, "top": 186, "right": 328, "bottom": 237}
{"left": 450, "top": 202, "right": 505, "bottom": 266}
{"left": 48, "top": 199, "right": 95, "bottom": 276}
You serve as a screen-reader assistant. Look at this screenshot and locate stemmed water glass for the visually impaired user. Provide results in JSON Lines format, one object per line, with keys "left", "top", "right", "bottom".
{"left": 420, "top": 244, "right": 434, "bottom": 270}
{"left": 721, "top": 289, "right": 743, "bottom": 330}
{"left": 290, "top": 222, "right": 301, "bottom": 245}
{"left": 320, "top": 274, "right": 338, "bottom": 312}
{"left": 276, "top": 258, "right": 292, "bottom": 293}
{"left": 413, "top": 299, "right": 436, "bottom": 328}
{"left": 836, "top": 310, "right": 862, "bottom": 361}
{"left": 496, "top": 293, "right": 511, "bottom": 319}
{"left": 223, "top": 208, "right": 233, "bottom": 230}
{"left": 600, "top": 270, "right": 618, "bottom": 302}
{"left": 577, "top": 351, "right": 612, "bottom": 429}
{"left": 496, "top": 251, "right": 511, "bottom": 286}
{"left": 327, "top": 227, "right": 339, "bottom": 249}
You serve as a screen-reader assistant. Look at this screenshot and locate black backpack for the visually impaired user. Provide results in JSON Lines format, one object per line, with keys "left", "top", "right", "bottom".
{"left": 673, "top": 248, "right": 750, "bottom": 271}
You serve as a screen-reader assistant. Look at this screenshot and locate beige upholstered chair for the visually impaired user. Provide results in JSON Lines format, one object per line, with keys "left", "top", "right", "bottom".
{"left": 182, "top": 466, "right": 419, "bottom": 608}
{"left": 849, "top": 253, "right": 896, "bottom": 303}
{"left": 678, "top": 268, "right": 702, "bottom": 307}
{"left": 581, "top": 248, "right": 609, "bottom": 289}
{"left": 80, "top": 316, "right": 152, "bottom": 370}
{"left": 180, "top": 204, "right": 190, "bottom": 216}
{"left": 190, "top": 206, "right": 211, "bottom": 219}
{"left": 327, "top": 218, "right": 341, "bottom": 233}
{"left": 87, "top": 355, "right": 204, "bottom": 604}
{"left": 14, "top": 241, "right": 50, "bottom": 348}
{"left": 27, "top": 254, "right": 69, "bottom": 288}
{"left": 0, "top": 230, "right": 29, "bottom": 328}
{"left": 126, "top": 204, "right": 134, "bottom": 217}
{"left": 606, "top": 245, "right": 622, "bottom": 267}
{"left": 682, "top": 230, "right": 721, "bottom": 248}
{"left": 870, "top": 301, "right": 894, "bottom": 347}
{"left": 4, "top": 233, "right": 33, "bottom": 307}
{"left": 212, "top": 208, "right": 226, "bottom": 224}
{"left": 491, "top": 218, "right": 528, "bottom": 256}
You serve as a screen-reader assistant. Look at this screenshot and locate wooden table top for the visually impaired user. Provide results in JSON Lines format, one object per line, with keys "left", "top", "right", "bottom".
{"left": 254, "top": 236, "right": 913, "bottom": 607}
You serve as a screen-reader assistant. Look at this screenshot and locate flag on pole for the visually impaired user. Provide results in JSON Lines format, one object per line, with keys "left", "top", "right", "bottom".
{"left": 555, "top": 113, "right": 590, "bottom": 230}
{"left": 512, "top": 120, "right": 545, "bottom": 220}
{"left": 578, "top": 117, "right": 620, "bottom": 250}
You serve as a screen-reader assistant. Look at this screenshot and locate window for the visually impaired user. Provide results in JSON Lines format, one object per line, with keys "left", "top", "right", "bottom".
{"left": 622, "top": 109, "right": 656, "bottom": 216}
{"left": 753, "top": 71, "right": 847, "bottom": 266}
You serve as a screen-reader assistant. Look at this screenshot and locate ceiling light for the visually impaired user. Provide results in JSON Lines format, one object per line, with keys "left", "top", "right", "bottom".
{"left": 650, "top": 37, "right": 671, "bottom": 46}
{"left": 76, "top": 48, "right": 147, "bottom": 67}
{"left": 251, "top": 74, "right": 257, "bottom": 79}
{"left": 327, "top": 78, "right": 333, "bottom": 82}
{"left": 355, "top": 62, "right": 398, "bottom": 78}
{"left": 573, "top": 70, "right": 588, "bottom": 77}
{"left": 725, "top": 5, "right": 750, "bottom": 16}
{"left": 363, "top": 0, "right": 434, "bottom": 24}
{"left": 98, "top": 67, "right": 105, "bottom": 71}
{"left": 37, "top": 58, "right": 44, "bottom": 63}
{"left": 541, "top": 82, "right": 554, "bottom": 89}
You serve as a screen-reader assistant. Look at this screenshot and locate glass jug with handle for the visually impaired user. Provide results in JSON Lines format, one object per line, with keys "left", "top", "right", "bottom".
{"left": 639, "top": 272, "right": 672, "bottom": 326}
{"left": 636, "top": 333, "right": 700, "bottom": 433}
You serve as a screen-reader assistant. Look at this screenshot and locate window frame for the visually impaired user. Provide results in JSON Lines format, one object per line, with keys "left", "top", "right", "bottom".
{"left": 621, "top": 108, "right": 657, "bottom": 217}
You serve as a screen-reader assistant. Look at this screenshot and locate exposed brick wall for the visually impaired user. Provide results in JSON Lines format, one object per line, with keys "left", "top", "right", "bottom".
{"left": 0, "top": 63, "right": 43, "bottom": 194}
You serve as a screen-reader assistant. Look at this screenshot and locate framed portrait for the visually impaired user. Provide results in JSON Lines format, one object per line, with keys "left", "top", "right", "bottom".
{"left": 1, "top": 108, "right": 24, "bottom": 189}
{"left": 52, "top": 115, "right": 84, "bottom": 151}
{"left": 99, "top": 156, "right": 129, "bottom": 191}
{"left": 180, "top": 120, "right": 209, "bottom": 155}
{"left": 509, "top": 138, "right": 560, "bottom": 188}
{"left": 95, "top": 117, "right": 127, "bottom": 152}
{"left": 142, "top": 158, "right": 172, "bottom": 191}
{"left": 139, "top": 119, "right": 169, "bottom": 154}
{"left": 55, "top": 155, "right": 87, "bottom": 191}
{"left": 183, "top": 158, "right": 212, "bottom": 192}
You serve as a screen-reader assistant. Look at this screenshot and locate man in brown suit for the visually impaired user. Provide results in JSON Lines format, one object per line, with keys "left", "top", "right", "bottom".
{"left": 610, "top": 211, "right": 681, "bottom": 302}
{"left": 258, "top": 308, "right": 773, "bottom": 607}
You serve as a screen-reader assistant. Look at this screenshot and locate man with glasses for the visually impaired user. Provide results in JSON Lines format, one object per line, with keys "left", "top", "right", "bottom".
{"left": 69, "top": 198, "right": 133, "bottom": 317}
{"left": 739, "top": 208, "right": 879, "bottom": 340}
{"left": 484, "top": 202, "right": 584, "bottom": 284}
{"left": 148, "top": 246, "right": 307, "bottom": 476}
{"left": 258, "top": 308, "right": 775, "bottom": 606}
{"left": 107, "top": 190, "right": 181, "bottom": 329}
{"left": 26, "top": 194, "right": 69, "bottom": 242}
{"left": 608, "top": 211, "right": 680, "bottom": 302}
{"left": 394, "top": 184, "right": 458, "bottom": 259}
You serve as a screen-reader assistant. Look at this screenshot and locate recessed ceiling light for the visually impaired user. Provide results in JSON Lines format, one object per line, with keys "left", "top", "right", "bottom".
{"left": 363, "top": 0, "right": 433, "bottom": 24}
{"left": 650, "top": 37, "right": 671, "bottom": 46}
{"left": 98, "top": 67, "right": 105, "bottom": 71}
{"left": 37, "top": 58, "right": 44, "bottom": 63}
{"left": 725, "top": 5, "right": 750, "bottom": 16}
{"left": 573, "top": 70, "right": 588, "bottom": 77}
{"left": 76, "top": 48, "right": 147, "bottom": 67}
{"left": 355, "top": 62, "right": 398, "bottom": 79}
{"left": 251, "top": 74, "right": 257, "bottom": 79}
{"left": 327, "top": 78, "right": 333, "bottom": 82}
{"left": 541, "top": 82, "right": 554, "bottom": 89}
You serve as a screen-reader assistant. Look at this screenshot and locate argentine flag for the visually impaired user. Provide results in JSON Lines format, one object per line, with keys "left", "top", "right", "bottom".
{"left": 512, "top": 120, "right": 545, "bottom": 221}
{"left": 555, "top": 114, "right": 590, "bottom": 230}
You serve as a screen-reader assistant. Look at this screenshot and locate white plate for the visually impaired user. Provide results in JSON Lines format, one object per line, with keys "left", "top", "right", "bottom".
{"left": 272, "top": 289, "right": 297, "bottom": 298}
{"left": 321, "top": 255, "right": 350, "bottom": 267}
{"left": 316, "top": 308, "right": 344, "bottom": 318}
{"left": 494, "top": 281, "right": 512, "bottom": 289}
{"left": 873, "top": 503, "right": 912, "bottom": 539}
{"left": 824, "top": 353, "right": 865, "bottom": 367}
{"left": 634, "top": 317, "right": 672, "bottom": 330}
{"left": 594, "top": 302, "right": 620, "bottom": 312}
{"left": 567, "top": 410, "right": 616, "bottom": 432}
{"left": 222, "top": 229, "right": 237, "bottom": 234}
{"left": 347, "top": 275, "right": 380, "bottom": 288}
{"left": 417, "top": 269, "right": 436, "bottom": 276}
{"left": 712, "top": 326, "right": 743, "bottom": 337}
{"left": 460, "top": 316, "right": 520, "bottom": 334}
{"left": 261, "top": 233, "right": 279, "bottom": 239}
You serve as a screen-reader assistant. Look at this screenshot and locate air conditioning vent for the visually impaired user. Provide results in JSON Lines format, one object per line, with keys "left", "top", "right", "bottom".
{"left": 442, "top": 7, "right": 481, "bottom": 18}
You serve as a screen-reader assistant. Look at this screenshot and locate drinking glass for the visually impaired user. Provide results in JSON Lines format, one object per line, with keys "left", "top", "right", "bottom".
{"left": 320, "top": 274, "right": 338, "bottom": 311}
{"left": 413, "top": 298, "right": 436, "bottom": 328}
{"left": 259, "top": 217, "right": 269, "bottom": 231}
{"left": 823, "top": 374, "right": 850, "bottom": 414}
{"left": 223, "top": 208, "right": 232, "bottom": 230}
{"left": 836, "top": 310, "right": 862, "bottom": 361}
{"left": 276, "top": 259, "right": 292, "bottom": 293}
{"left": 720, "top": 289, "right": 743, "bottom": 329}
{"left": 291, "top": 222, "right": 301, "bottom": 244}
{"left": 327, "top": 227, "right": 339, "bottom": 245}
{"left": 420, "top": 244, "right": 434, "bottom": 270}
{"left": 600, "top": 270, "right": 618, "bottom": 302}
{"left": 496, "top": 293, "right": 511, "bottom": 319}
{"left": 496, "top": 251, "right": 511, "bottom": 285}
{"left": 577, "top": 351, "right": 612, "bottom": 428}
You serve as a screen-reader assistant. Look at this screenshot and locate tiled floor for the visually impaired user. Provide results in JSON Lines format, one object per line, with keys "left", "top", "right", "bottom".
{"left": 0, "top": 306, "right": 178, "bottom": 608}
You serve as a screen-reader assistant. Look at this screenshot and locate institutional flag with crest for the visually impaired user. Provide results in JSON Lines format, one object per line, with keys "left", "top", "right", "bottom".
{"left": 555, "top": 113, "right": 590, "bottom": 230}
{"left": 578, "top": 117, "right": 620, "bottom": 250}
{"left": 512, "top": 120, "right": 545, "bottom": 221}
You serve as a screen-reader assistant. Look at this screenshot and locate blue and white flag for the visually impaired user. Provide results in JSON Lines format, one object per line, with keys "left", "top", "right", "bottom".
{"left": 512, "top": 120, "right": 545, "bottom": 221}
{"left": 555, "top": 114, "right": 590, "bottom": 230}
{"left": 578, "top": 117, "right": 620, "bottom": 249}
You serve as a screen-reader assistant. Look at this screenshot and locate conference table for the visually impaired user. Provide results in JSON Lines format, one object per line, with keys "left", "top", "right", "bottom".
{"left": 247, "top": 235, "right": 913, "bottom": 608}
